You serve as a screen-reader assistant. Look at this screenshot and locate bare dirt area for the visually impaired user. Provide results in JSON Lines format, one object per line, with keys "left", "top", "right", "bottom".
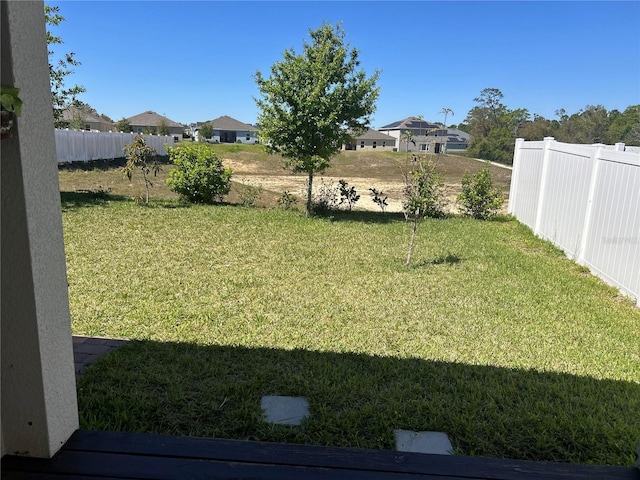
{"left": 225, "top": 158, "right": 509, "bottom": 214}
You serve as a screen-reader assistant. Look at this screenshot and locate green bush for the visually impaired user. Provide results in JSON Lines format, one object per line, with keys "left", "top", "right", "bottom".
{"left": 166, "top": 144, "right": 232, "bottom": 204}
{"left": 457, "top": 166, "right": 505, "bottom": 219}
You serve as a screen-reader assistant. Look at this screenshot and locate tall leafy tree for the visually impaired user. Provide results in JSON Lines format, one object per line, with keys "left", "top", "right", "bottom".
{"left": 465, "top": 88, "right": 530, "bottom": 164}
{"left": 255, "top": 23, "right": 380, "bottom": 215}
{"left": 45, "top": 4, "right": 85, "bottom": 128}
{"left": 198, "top": 122, "right": 214, "bottom": 142}
{"left": 606, "top": 105, "right": 640, "bottom": 145}
{"left": 157, "top": 119, "right": 170, "bottom": 136}
{"left": 115, "top": 117, "right": 133, "bottom": 133}
{"left": 519, "top": 114, "right": 558, "bottom": 141}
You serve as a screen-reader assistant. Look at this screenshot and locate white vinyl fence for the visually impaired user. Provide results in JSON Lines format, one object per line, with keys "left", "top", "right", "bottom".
{"left": 509, "top": 137, "right": 640, "bottom": 306}
{"left": 55, "top": 130, "right": 174, "bottom": 163}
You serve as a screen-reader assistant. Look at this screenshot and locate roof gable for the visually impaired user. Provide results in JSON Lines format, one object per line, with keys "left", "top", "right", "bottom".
{"left": 354, "top": 129, "right": 396, "bottom": 141}
{"left": 380, "top": 116, "right": 439, "bottom": 131}
{"left": 208, "top": 115, "right": 257, "bottom": 131}
{"left": 127, "top": 111, "right": 182, "bottom": 128}
{"left": 61, "top": 106, "right": 113, "bottom": 126}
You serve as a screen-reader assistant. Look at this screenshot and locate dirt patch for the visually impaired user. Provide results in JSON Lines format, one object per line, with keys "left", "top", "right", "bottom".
{"left": 224, "top": 154, "right": 510, "bottom": 214}
{"left": 230, "top": 171, "right": 508, "bottom": 214}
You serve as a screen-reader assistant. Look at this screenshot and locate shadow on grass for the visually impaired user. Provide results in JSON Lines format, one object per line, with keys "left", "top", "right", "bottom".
{"left": 416, "top": 253, "right": 463, "bottom": 267}
{"left": 60, "top": 190, "right": 130, "bottom": 209}
{"left": 58, "top": 156, "right": 171, "bottom": 172}
{"left": 60, "top": 191, "right": 192, "bottom": 210}
{"left": 77, "top": 340, "right": 640, "bottom": 467}
{"left": 311, "top": 209, "right": 406, "bottom": 224}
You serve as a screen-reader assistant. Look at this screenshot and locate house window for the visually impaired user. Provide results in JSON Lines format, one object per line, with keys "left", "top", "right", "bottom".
{"left": 420, "top": 144, "right": 427, "bottom": 151}
{"left": 360, "top": 141, "right": 364, "bottom": 148}
{"left": 246, "top": 133, "right": 250, "bottom": 141}
{"left": 382, "top": 141, "right": 386, "bottom": 147}
{"left": 373, "top": 141, "right": 377, "bottom": 149}
{"left": 85, "top": 124, "right": 90, "bottom": 131}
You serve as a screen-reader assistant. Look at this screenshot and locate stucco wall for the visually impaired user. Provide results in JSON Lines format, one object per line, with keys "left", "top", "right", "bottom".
{"left": 1, "top": 0, "right": 78, "bottom": 458}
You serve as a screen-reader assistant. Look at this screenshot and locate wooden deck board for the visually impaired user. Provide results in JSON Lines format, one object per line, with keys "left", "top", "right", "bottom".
{"left": 3, "top": 429, "right": 639, "bottom": 480}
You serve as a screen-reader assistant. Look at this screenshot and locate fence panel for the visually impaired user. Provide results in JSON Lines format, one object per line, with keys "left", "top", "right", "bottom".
{"left": 508, "top": 140, "right": 544, "bottom": 229}
{"left": 55, "top": 130, "right": 174, "bottom": 163}
{"left": 536, "top": 143, "right": 594, "bottom": 257}
{"left": 581, "top": 149, "right": 640, "bottom": 300}
{"left": 510, "top": 137, "right": 640, "bottom": 306}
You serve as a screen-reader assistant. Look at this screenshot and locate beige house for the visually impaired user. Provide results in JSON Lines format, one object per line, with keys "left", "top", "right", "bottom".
{"left": 343, "top": 129, "right": 397, "bottom": 151}
{"left": 60, "top": 105, "right": 114, "bottom": 132}
{"left": 127, "top": 110, "right": 184, "bottom": 140}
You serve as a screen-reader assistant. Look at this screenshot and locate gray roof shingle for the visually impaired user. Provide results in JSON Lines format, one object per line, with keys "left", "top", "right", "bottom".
{"left": 380, "top": 117, "right": 439, "bottom": 131}
{"left": 354, "top": 129, "right": 396, "bottom": 141}
{"left": 208, "top": 115, "right": 257, "bottom": 131}
{"left": 127, "top": 111, "right": 182, "bottom": 128}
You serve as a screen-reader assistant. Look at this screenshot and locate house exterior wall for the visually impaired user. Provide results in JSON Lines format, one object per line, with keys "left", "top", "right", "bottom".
{"left": 1, "top": 0, "right": 79, "bottom": 458}
{"left": 85, "top": 120, "right": 113, "bottom": 133}
{"left": 211, "top": 130, "right": 258, "bottom": 144}
{"left": 384, "top": 130, "right": 458, "bottom": 153}
{"left": 132, "top": 125, "right": 182, "bottom": 136}
{"left": 352, "top": 138, "right": 396, "bottom": 150}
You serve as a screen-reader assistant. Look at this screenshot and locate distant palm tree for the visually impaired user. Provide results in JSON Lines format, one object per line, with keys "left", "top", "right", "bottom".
{"left": 439, "top": 108, "right": 454, "bottom": 128}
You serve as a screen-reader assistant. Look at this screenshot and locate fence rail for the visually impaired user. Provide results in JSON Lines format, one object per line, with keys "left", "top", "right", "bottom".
{"left": 509, "top": 137, "right": 639, "bottom": 306}
{"left": 55, "top": 130, "right": 174, "bottom": 163}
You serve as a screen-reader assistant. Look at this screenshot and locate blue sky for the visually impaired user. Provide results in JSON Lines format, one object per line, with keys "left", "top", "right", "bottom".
{"left": 48, "top": 1, "right": 640, "bottom": 128}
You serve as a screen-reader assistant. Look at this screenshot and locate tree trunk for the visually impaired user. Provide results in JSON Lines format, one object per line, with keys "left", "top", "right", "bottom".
{"left": 143, "top": 170, "right": 150, "bottom": 204}
{"left": 405, "top": 215, "right": 418, "bottom": 267}
{"left": 306, "top": 170, "right": 314, "bottom": 216}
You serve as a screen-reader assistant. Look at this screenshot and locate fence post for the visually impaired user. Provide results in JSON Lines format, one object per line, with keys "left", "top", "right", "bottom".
{"left": 577, "top": 144, "right": 604, "bottom": 264}
{"left": 508, "top": 138, "right": 525, "bottom": 215}
{"left": 533, "top": 137, "right": 555, "bottom": 236}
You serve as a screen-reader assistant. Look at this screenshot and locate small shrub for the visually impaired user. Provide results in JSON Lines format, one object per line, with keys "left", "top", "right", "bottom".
{"left": 401, "top": 157, "right": 447, "bottom": 266}
{"left": 369, "top": 187, "right": 388, "bottom": 213}
{"left": 123, "top": 134, "right": 160, "bottom": 204}
{"left": 312, "top": 178, "right": 340, "bottom": 214}
{"left": 278, "top": 191, "right": 298, "bottom": 209}
{"left": 338, "top": 179, "right": 360, "bottom": 211}
{"left": 457, "top": 166, "right": 505, "bottom": 219}
{"left": 166, "top": 143, "right": 233, "bottom": 204}
{"left": 238, "top": 178, "right": 263, "bottom": 207}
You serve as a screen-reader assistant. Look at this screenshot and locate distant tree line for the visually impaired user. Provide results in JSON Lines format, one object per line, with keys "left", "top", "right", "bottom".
{"left": 457, "top": 88, "right": 639, "bottom": 164}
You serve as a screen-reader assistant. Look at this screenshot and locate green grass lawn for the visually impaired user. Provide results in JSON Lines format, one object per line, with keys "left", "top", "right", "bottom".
{"left": 64, "top": 195, "right": 640, "bottom": 466}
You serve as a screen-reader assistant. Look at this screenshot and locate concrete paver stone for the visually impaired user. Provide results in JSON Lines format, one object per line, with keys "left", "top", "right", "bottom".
{"left": 394, "top": 429, "right": 453, "bottom": 455}
{"left": 261, "top": 396, "right": 309, "bottom": 426}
